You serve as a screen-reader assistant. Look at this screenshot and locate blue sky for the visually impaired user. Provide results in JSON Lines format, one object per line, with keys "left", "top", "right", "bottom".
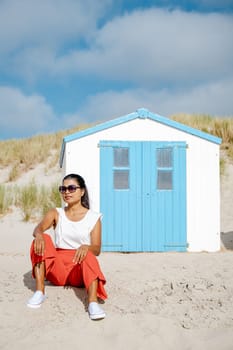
{"left": 0, "top": 0, "right": 233, "bottom": 140}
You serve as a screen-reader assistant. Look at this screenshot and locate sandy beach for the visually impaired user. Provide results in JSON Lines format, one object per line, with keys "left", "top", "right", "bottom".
{"left": 0, "top": 162, "right": 233, "bottom": 349}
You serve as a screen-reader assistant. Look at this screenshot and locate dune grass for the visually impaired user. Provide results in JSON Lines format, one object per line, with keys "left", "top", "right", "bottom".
{"left": 0, "top": 122, "right": 91, "bottom": 220}
{"left": 0, "top": 181, "right": 62, "bottom": 221}
{"left": 0, "top": 185, "right": 15, "bottom": 215}
{"left": 170, "top": 113, "right": 233, "bottom": 175}
{"left": 38, "top": 183, "right": 62, "bottom": 217}
{"left": 170, "top": 113, "right": 233, "bottom": 159}
{"left": 0, "top": 123, "right": 91, "bottom": 181}
{"left": 13, "top": 182, "right": 62, "bottom": 222}
{"left": 17, "top": 181, "right": 38, "bottom": 221}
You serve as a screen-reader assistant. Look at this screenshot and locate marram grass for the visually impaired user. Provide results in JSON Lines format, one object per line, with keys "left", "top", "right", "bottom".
{"left": 0, "top": 185, "right": 15, "bottom": 215}
{"left": 170, "top": 113, "right": 233, "bottom": 160}
{"left": 0, "top": 182, "right": 62, "bottom": 221}
{"left": 0, "top": 122, "right": 91, "bottom": 180}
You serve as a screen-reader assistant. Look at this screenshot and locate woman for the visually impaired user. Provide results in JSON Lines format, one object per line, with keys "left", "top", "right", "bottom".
{"left": 27, "top": 173, "right": 107, "bottom": 320}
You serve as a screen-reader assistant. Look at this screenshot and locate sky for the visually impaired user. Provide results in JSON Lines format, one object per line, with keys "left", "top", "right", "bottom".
{"left": 0, "top": 0, "right": 233, "bottom": 140}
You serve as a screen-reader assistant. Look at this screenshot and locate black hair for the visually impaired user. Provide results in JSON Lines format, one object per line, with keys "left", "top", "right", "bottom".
{"left": 63, "top": 173, "right": 90, "bottom": 209}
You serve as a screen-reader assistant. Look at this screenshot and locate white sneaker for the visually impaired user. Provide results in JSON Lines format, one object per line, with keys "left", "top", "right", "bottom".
{"left": 27, "top": 291, "right": 46, "bottom": 309}
{"left": 88, "top": 302, "right": 106, "bottom": 320}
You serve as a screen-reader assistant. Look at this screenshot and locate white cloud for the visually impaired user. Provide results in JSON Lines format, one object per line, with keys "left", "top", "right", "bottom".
{"left": 0, "top": 0, "right": 111, "bottom": 81}
{"left": 75, "top": 77, "right": 233, "bottom": 121}
{"left": 0, "top": 4, "right": 232, "bottom": 140}
{"left": 0, "top": 86, "right": 58, "bottom": 138}
{"left": 0, "top": 0, "right": 110, "bottom": 55}
{"left": 161, "top": 78, "right": 233, "bottom": 116}
{"left": 1, "top": 75, "right": 232, "bottom": 140}
{"left": 9, "top": 7, "right": 232, "bottom": 88}
{"left": 69, "top": 9, "right": 233, "bottom": 86}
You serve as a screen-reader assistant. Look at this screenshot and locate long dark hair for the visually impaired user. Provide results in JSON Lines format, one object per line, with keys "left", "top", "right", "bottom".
{"left": 63, "top": 173, "right": 90, "bottom": 209}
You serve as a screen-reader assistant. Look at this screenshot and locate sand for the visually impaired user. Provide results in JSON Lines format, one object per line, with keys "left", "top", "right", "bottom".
{"left": 0, "top": 162, "right": 233, "bottom": 349}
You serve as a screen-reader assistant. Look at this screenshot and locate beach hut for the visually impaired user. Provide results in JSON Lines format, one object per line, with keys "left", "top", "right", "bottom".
{"left": 59, "top": 108, "right": 222, "bottom": 252}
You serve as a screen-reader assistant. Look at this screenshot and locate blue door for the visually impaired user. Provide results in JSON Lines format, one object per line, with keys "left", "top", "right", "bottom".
{"left": 100, "top": 141, "right": 187, "bottom": 252}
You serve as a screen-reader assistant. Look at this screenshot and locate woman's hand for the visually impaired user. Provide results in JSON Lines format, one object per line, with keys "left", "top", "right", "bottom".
{"left": 73, "top": 245, "right": 89, "bottom": 264}
{"left": 34, "top": 233, "right": 45, "bottom": 256}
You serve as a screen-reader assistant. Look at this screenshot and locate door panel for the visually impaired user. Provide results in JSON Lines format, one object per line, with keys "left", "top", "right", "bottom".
{"left": 100, "top": 141, "right": 141, "bottom": 251}
{"left": 100, "top": 141, "right": 187, "bottom": 252}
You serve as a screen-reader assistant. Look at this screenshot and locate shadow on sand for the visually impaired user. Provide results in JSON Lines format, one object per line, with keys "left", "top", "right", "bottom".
{"left": 23, "top": 270, "right": 88, "bottom": 310}
{"left": 221, "top": 231, "right": 233, "bottom": 250}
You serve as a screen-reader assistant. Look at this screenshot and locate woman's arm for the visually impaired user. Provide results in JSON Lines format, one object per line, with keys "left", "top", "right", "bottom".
{"left": 73, "top": 218, "right": 102, "bottom": 264}
{"left": 33, "top": 208, "right": 58, "bottom": 256}
{"left": 33, "top": 208, "right": 57, "bottom": 237}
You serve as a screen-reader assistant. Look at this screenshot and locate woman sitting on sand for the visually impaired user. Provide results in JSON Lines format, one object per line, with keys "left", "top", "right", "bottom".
{"left": 27, "top": 173, "right": 107, "bottom": 320}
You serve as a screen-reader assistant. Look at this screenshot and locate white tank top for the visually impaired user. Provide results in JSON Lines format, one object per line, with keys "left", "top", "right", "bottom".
{"left": 54, "top": 208, "right": 102, "bottom": 249}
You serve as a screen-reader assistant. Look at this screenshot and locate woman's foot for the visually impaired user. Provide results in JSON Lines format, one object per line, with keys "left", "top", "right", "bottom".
{"left": 88, "top": 302, "right": 105, "bottom": 320}
{"left": 27, "top": 291, "right": 46, "bottom": 308}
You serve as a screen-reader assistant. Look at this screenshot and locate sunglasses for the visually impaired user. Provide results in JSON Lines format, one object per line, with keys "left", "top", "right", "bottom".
{"left": 59, "top": 185, "right": 81, "bottom": 194}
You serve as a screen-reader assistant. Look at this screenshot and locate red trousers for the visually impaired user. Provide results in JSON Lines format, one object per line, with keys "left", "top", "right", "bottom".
{"left": 30, "top": 233, "right": 107, "bottom": 300}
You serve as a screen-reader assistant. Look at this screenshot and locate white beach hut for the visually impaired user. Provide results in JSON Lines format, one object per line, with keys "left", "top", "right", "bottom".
{"left": 59, "top": 108, "right": 222, "bottom": 252}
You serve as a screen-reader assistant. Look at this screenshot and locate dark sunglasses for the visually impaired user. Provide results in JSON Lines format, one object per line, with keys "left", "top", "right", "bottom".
{"left": 59, "top": 185, "right": 81, "bottom": 194}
